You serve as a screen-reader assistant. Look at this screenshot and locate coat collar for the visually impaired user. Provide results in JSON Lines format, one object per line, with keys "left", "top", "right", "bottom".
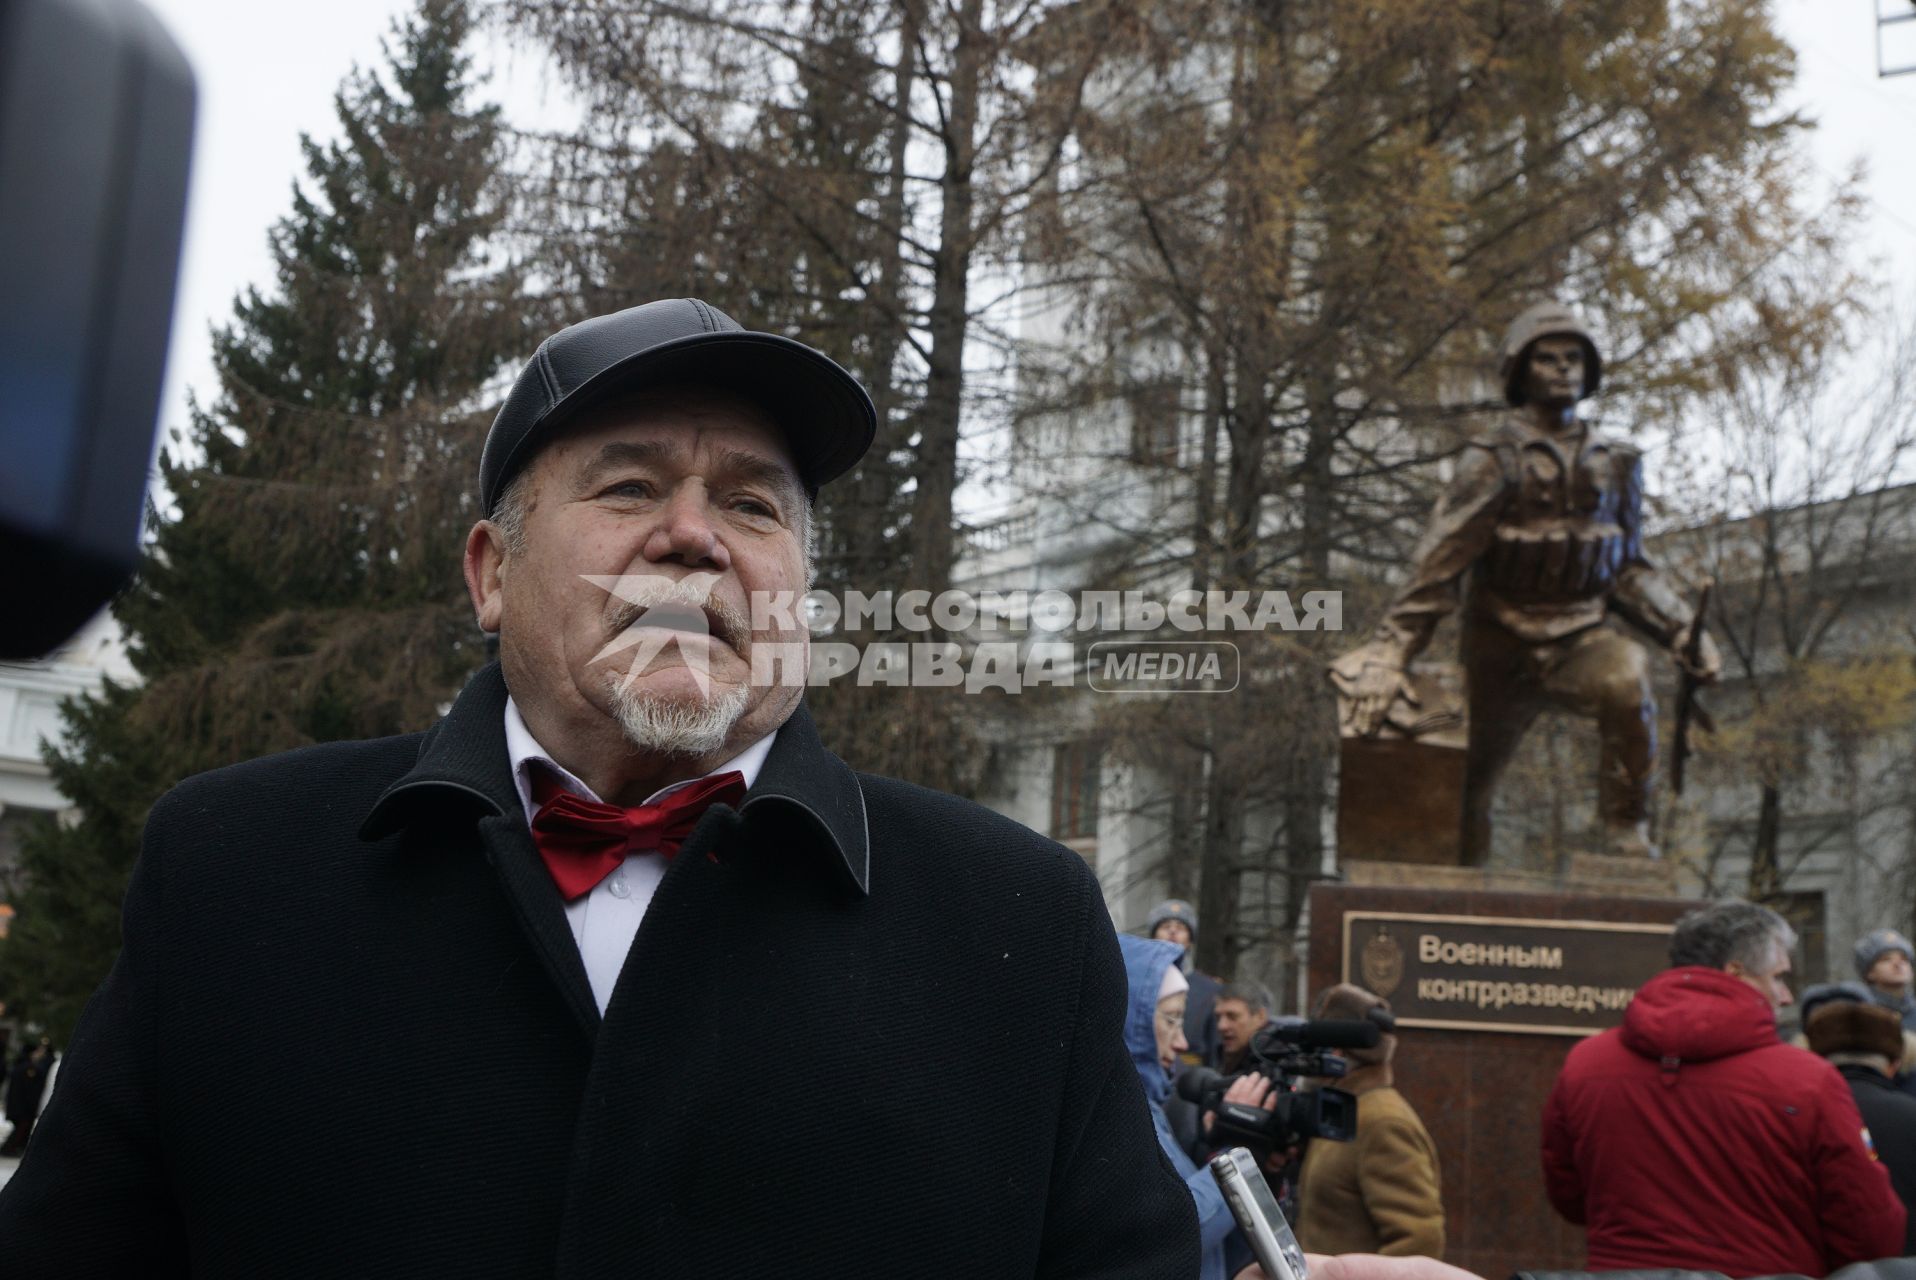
{"left": 1335, "top": 1061, "right": 1395, "bottom": 1097}
{"left": 360, "top": 662, "right": 869, "bottom": 895}
{"left": 1837, "top": 1061, "right": 1899, "bottom": 1089}
{"left": 736, "top": 696, "right": 870, "bottom": 895}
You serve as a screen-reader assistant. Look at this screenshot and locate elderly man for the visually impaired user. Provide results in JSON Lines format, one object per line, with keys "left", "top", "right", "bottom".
{"left": 1542, "top": 899, "right": 1904, "bottom": 1277}
{"left": 0, "top": 300, "right": 1198, "bottom": 1277}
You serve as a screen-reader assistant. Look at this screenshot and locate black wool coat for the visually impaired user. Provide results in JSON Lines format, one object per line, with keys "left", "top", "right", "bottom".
{"left": 1840, "top": 1063, "right": 1916, "bottom": 1254}
{"left": 0, "top": 664, "right": 1198, "bottom": 1278}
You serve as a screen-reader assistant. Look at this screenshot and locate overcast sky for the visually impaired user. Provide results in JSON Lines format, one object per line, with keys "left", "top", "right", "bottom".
{"left": 141, "top": 0, "right": 1916, "bottom": 452}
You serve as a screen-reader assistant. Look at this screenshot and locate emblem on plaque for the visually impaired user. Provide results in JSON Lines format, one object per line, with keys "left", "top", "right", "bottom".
{"left": 1360, "top": 925, "right": 1405, "bottom": 998}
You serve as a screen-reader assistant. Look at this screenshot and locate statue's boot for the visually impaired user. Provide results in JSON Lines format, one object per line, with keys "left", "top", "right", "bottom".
{"left": 1602, "top": 817, "right": 1658, "bottom": 860}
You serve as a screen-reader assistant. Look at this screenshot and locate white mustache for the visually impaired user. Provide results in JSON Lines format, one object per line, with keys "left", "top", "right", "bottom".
{"left": 599, "top": 573, "right": 750, "bottom": 652}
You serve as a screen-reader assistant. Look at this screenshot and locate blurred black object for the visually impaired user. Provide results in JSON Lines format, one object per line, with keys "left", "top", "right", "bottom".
{"left": 0, "top": 0, "right": 194, "bottom": 658}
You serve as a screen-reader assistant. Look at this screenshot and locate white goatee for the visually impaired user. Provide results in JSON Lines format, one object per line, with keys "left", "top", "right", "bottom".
{"left": 606, "top": 675, "right": 750, "bottom": 758}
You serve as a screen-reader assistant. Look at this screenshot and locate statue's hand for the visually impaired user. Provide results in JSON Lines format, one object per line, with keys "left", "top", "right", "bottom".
{"left": 1328, "top": 646, "right": 1417, "bottom": 736}
{"left": 1674, "top": 626, "right": 1722, "bottom": 684}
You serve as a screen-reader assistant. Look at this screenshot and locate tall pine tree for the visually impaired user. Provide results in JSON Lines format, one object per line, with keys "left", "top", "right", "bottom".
{"left": 0, "top": 0, "right": 524, "bottom": 1039}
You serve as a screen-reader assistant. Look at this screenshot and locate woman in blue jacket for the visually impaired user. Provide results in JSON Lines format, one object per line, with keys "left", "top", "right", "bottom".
{"left": 1120, "top": 932, "right": 1269, "bottom": 1280}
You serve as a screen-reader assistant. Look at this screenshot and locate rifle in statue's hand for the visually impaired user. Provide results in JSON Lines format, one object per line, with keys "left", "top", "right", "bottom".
{"left": 1671, "top": 581, "right": 1717, "bottom": 797}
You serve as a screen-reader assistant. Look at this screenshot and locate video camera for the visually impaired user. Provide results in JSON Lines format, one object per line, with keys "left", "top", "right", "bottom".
{"left": 1175, "top": 1012, "right": 1389, "bottom": 1155}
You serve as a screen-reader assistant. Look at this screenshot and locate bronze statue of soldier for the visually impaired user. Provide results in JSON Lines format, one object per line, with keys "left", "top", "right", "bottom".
{"left": 1329, "top": 303, "right": 1720, "bottom": 862}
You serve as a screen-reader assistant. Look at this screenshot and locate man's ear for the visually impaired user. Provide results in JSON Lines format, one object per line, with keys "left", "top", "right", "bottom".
{"left": 464, "top": 521, "right": 508, "bottom": 634}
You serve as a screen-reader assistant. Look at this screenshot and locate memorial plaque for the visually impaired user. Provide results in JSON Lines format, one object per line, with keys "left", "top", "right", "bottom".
{"left": 1339, "top": 910, "right": 1674, "bottom": 1036}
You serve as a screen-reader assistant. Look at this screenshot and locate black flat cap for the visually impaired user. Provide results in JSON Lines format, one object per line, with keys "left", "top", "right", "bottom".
{"left": 479, "top": 298, "right": 877, "bottom": 513}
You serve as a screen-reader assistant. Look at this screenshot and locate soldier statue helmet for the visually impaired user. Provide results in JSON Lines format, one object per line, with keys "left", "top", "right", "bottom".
{"left": 1498, "top": 302, "right": 1602, "bottom": 406}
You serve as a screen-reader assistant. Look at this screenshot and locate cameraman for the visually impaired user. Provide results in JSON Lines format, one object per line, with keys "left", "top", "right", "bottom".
{"left": 1215, "top": 981, "right": 1279, "bottom": 1076}
{"left": 1294, "top": 985, "right": 1444, "bottom": 1259}
{"left": 1122, "top": 933, "right": 1272, "bottom": 1280}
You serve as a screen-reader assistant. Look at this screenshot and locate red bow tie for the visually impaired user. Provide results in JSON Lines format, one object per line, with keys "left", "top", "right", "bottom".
{"left": 528, "top": 767, "right": 747, "bottom": 901}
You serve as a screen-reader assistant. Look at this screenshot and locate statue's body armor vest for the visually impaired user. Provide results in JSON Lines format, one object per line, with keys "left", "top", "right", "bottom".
{"left": 1475, "top": 429, "right": 1630, "bottom": 605}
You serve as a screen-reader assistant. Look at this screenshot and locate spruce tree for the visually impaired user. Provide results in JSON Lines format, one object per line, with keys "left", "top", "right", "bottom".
{"left": 0, "top": 0, "right": 524, "bottom": 1040}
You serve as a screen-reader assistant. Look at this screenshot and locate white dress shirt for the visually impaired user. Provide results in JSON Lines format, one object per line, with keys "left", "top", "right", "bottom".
{"left": 504, "top": 697, "right": 775, "bottom": 1014}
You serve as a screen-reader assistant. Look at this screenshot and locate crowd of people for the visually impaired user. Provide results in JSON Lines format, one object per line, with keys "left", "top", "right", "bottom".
{"left": 1137, "top": 898, "right": 1916, "bottom": 1280}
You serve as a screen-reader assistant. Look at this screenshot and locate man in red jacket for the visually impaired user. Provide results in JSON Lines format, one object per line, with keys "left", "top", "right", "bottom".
{"left": 1542, "top": 899, "right": 1905, "bottom": 1277}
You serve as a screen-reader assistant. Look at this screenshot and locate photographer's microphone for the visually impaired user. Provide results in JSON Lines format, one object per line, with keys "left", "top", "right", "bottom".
{"left": 1262, "top": 1018, "right": 1381, "bottom": 1050}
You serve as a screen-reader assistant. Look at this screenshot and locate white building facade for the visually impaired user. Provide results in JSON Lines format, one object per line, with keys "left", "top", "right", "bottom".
{"left": 0, "top": 613, "right": 135, "bottom": 928}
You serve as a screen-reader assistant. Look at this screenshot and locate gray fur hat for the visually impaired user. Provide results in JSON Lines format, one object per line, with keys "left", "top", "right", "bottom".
{"left": 1145, "top": 899, "right": 1198, "bottom": 939}
{"left": 1854, "top": 929, "right": 1915, "bottom": 980}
